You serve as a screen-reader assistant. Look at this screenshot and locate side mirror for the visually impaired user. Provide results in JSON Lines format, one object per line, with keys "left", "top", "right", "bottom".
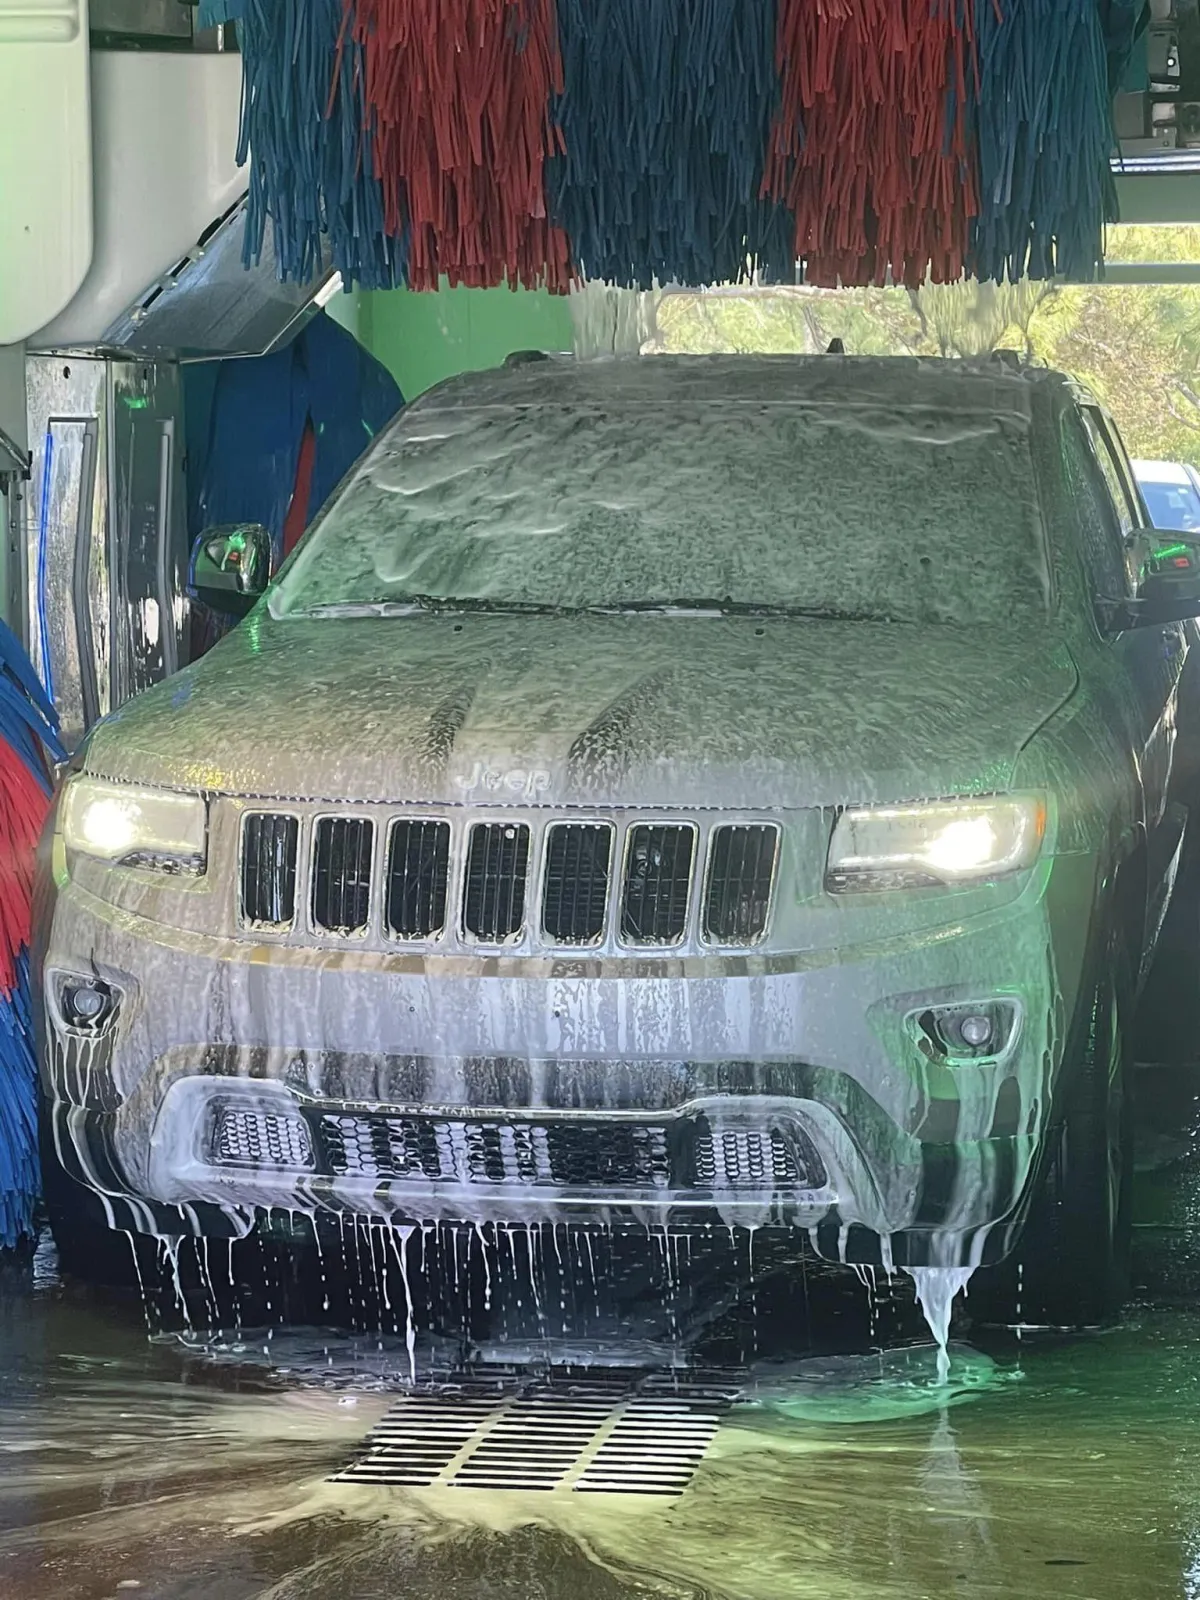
{"left": 188, "top": 524, "right": 272, "bottom": 619}
{"left": 1128, "top": 529, "right": 1200, "bottom": 627}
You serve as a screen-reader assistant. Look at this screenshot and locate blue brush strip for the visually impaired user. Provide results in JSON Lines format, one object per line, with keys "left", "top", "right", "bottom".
{"left": 549, "top": 0, "right": 794, "bottom": 289}
{"left": 971, "top": 0, "right": 1112, "bottom": 283}
{"left": 0, "top": 628, "right": 63, "bottom": 1251}
{"left": 238, "top": 0, "right": 406, "bottom": 291}
{"left": 0, "top": 958, "right": 39, "bottom": 1252}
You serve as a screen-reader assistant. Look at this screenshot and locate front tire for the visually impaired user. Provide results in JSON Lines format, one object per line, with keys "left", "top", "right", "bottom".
{"left": 975, "top": 933, "right": 1132, "bottom": 1330}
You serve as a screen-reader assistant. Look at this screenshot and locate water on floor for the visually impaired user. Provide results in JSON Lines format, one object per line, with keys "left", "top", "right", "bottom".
{"left": 3, "top": 896, "right": 1200, "bottom": 1600}
{"left": 0, "top": 1070, "right": 1196, "bottom": 1600}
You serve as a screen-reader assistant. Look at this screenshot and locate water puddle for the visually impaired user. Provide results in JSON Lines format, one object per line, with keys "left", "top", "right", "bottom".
{"left": 737, "top": 1341, "right": 1016, "bottom": 1425}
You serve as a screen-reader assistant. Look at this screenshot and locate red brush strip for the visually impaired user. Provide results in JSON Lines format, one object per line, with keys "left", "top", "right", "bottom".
{"left": 765, "top": 0, "right": 979, "bottom": 288}
{"left": 351, "top": 0, "right": 573, "bottom": 292}
{"left": 0, "top": 738, "right": 51, "bottom": 998}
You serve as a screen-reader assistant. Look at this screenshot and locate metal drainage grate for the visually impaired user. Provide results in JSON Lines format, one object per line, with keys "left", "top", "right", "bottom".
{"left": 332, "top": 1377, "right": 734, "bottom": 1495}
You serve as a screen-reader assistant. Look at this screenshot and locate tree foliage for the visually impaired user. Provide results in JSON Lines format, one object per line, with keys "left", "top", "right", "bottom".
{"left": 647, "top": 227, "right": 1200, "bottom": 464}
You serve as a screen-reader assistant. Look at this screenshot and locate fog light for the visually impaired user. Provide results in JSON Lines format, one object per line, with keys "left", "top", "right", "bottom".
{"left": 958, "top": 1014, "right": 994, "bottom": 1049}
{"left": 913, "top": 999, "right": 1020, "bottom": 1063}
{"left": 59, "top": 978, "right": 115, "bottom": 1031}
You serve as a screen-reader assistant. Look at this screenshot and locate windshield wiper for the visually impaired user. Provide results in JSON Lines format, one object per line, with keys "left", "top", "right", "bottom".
{"left": 587, "top": 599, "right": 898, "bottom": 622}
{"left": 295, "top": 595, "right": 578, "bottom": 619}
{"left": 295, "top": 595, "right": 898, "bottom": 623}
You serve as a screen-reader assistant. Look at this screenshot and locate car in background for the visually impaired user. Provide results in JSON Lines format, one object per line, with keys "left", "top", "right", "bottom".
{"left": 1134, "top": 460, "right": 1200, "bottom": 817}
{"left": 35, "top": 354, "right": 1200, "bottom": 1329}
{"left": 1133, "top": 459, "right": 1200, "bottom": 534}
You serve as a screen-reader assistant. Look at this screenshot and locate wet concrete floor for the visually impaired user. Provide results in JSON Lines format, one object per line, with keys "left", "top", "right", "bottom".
{"left": 5, "top": 901, "right": 1200, "bottom": 1600}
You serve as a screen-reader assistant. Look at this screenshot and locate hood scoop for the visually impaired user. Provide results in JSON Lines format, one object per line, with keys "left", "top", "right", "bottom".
{"left": 100, "top": 195, "right": 341, "bottom": 362}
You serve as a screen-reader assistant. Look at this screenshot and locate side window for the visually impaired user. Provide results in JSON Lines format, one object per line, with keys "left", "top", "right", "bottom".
{"left": 1081, "top": 408, "right": 1142, "bottom": 592}
{"left": 1061, "top": 412, "right": 1131, "bottom": 611}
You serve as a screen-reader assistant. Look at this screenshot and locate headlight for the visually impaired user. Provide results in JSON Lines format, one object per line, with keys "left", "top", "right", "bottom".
{"left": 60, "top": 776, "right": 208, "bottom": 873}
{"left": 826, "top": 795, "right": 1045, "bottom": 892}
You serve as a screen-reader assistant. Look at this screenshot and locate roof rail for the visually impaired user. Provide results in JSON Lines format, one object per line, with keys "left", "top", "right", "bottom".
{"left": 990, "top": 349, "right": 1022, "bottom": 370}
{"left": 504, "top": 349, "right": 553, "bottom": 368}
{"left": 826, "top": 338, "right": 846, "bottom": 355}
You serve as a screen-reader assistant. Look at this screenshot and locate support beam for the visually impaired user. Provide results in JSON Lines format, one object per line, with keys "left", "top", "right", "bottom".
{"left": 0, "top": 344, "right": 27, "bottom": 639}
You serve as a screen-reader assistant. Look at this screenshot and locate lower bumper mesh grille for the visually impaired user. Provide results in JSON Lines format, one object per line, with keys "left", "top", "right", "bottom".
{"left": 310, "top": 1113, "right": 824, "bottom": 1193}
{"left": 319, "top": 1115, "right": 671, "bottom": 1189}
{"left": 692, "top": 1127, "right": 824, "bottom": 1189}
{"left": 213, "top": 1106, "right": 314, "bottom": 1170}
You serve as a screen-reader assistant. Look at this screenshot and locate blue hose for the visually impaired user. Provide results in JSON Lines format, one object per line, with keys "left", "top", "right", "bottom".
{"left": 548, "top": 0, "right": 794, "bottom": 289}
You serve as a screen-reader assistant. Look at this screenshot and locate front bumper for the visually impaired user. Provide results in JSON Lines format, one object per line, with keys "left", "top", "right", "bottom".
{"left": 38, "top": 865, "right": 1085, "bottom": 1269}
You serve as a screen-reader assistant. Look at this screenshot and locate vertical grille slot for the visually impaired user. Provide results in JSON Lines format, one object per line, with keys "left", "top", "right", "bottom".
{"left": 703, "top": 825, "right": 779, "bottom": 945}
{"left": 463, "top": 823, "right": 531, "bottom": 942}
{"left": 312, "top": 817, "right": 374, "bottom": 935}
{"left": 241, "top": 813, "right": 299, "bottom": 928}
{"left": 620, "top": 825, "right": 696, "bottom": 946}
{"left": 542, "top": 823, "right": 614, "bottom": 945}
{"left": 386, "top": 819, "right": 451, "bottom": 939}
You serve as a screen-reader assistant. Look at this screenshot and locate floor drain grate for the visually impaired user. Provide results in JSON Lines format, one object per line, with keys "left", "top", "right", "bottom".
{"left": 332, "top": 1374, "right": 737, "bottom": 1496}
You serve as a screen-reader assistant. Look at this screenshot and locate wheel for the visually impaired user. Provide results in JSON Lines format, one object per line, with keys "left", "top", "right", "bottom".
{"left": 39, "top": 1132, "right": 153, "bottom": 1290}
{"left": 973, "top": 929, "right": 1133, "bottom": 1330}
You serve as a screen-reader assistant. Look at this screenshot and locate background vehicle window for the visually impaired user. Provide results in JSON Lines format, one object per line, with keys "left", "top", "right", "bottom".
{"left": 1140, "top": 477, "right": 1200, "bottom": 532}
{"left": 1063, "top": 412, "right": 1133, "bottom": 611}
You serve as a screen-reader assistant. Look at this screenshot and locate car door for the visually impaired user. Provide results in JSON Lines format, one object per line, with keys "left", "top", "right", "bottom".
{"left": 1077, "top": 405, "right": 1188, "bottom": 952}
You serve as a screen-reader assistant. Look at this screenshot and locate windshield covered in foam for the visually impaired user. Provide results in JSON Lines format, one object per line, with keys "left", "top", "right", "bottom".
{"left": 269, "top": 397, "right": 1050, "bottom": 627}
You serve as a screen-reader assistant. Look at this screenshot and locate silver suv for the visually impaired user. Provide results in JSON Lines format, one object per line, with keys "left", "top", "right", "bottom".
{"left": 36, "top": 355, "right": 1200, "bottom": 1326}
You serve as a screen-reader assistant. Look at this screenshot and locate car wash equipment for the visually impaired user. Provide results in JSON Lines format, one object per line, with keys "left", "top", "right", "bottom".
{"left": 231, "top": 0, "right": 1118, "bottom": 291}
{"left": 971, "top": 0, "right": 1113, "bottom": 283}
{"left": 0, "top": 621, "right": 64, "bottom": 1252}
{"left": 764, "top": 0, "right": 978, "bottom": 289}
{"left": 549, "top": 0, "right": 793, "bottom": 290}
{"left": 352, "top": 0, "right": 572, "bottom": 292}
{"left": 238, "top": 0, "right": 406, "bottom": 289}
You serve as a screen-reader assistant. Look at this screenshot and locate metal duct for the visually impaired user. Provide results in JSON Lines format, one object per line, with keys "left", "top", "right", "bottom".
{"left": 99, "top": 196, "right": 340, "bottom": 362}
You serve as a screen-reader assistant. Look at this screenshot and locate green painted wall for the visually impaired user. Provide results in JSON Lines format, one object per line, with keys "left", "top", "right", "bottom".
{"left": 360, "top": 284, "right": 574, "bottom": 398}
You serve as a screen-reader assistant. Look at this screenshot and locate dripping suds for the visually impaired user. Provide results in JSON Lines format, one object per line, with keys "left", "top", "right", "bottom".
{"left": 905, "top": 1267, "right": 975, "bottom": 1386}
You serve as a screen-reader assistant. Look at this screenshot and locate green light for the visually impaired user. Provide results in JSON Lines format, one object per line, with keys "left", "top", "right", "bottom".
{"left": 1154, "top": 542, "right": 1191, "bottom": 560}
{"left": 122, "top": 395, "right": 150, "bottom": 410}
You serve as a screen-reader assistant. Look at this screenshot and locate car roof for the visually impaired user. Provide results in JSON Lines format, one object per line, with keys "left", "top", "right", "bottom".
{"left": 1132, "top": 459, "right": 1194, "bottom": 485}
{"left": 409, "top": 353, "right": 1066, "bottom": 422}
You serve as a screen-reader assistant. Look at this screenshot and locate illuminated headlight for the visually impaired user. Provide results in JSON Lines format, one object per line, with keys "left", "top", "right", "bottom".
{"left": 826, "top": 796, "right": 1045, "bottom": 892}
{"left": 61, "top": 776, "right": 208, "bottom": 873}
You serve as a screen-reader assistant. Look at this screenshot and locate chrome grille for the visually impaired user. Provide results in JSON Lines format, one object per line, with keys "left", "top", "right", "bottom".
{"left": 240, "top": 813, "right": 299, "bottom": 928}
{"left": 703, "top": 825, "right": 779, "bottom": 944}
{"left": 621, "top": 825, "right": 696, "bottom": 946}
{"left": 463, "top": 822, "right": 530, "bottom": 942}
{"left": 236, "top": 809, "right": 780, "bottom": 950}
{"left": 542, "top": 822, "right": 613, "bottom": 944}
{"left": 386, "top": 819, "right": 451, "bottom": 939}
{"left": 312, "top": 817, "right": 374, "bottom": 934}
